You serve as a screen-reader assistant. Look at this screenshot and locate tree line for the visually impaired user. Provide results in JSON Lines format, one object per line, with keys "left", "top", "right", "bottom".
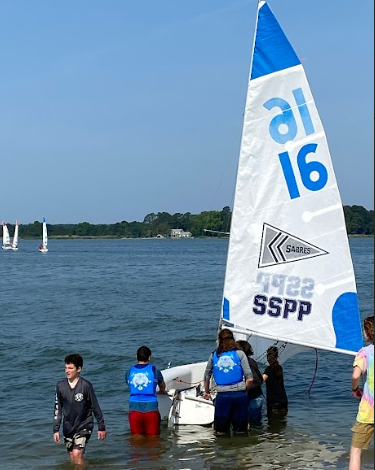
{"left": 7, "top": 205, "right": 374, "bottom": 239}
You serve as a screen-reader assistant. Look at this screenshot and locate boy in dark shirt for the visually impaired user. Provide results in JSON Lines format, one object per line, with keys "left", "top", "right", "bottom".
{"left": 53, "top": 354, "right": 107, "bottom": 465}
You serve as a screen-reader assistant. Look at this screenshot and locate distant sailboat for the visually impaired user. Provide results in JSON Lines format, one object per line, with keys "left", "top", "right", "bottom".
{"left": 11, "top": 221, "right": 19, "bottom": 251}
{"left": 2, "top": 222, "right": 13, "bottom": 250}
{"left": 2, "top": 221, "right": 18, "bottom": 251}
{"left": 39, "top": 217, "right": 49, "bottom": 253}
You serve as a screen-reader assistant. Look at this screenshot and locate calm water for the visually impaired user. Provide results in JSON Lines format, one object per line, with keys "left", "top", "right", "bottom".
{"left": 0, "top": 238, "right": 373, "bottom": 470}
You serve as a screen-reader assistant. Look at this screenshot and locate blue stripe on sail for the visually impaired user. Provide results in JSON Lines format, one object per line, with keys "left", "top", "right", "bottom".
{"left": 251, "top": 3, "right": 301, "bottom": 80}
{"left": 332, "top": 292, "right": 363, "bottom": 352}
{"left": 223, "top": 298, "right": 230, "bottom": 321}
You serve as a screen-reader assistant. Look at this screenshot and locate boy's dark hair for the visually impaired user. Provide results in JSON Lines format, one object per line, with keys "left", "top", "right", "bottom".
{"left": 65, "top": 354, "right": 83, "bottom": 369}
{"left": 137, "top": 346, "right": 152, "bottom": 362}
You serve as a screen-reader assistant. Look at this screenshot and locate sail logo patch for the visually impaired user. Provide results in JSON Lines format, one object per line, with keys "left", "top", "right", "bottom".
{"left": 258, "top": 223, "right": 328, "bottom": 268}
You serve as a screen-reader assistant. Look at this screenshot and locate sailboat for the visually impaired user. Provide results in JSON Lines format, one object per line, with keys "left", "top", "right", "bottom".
{"left": 2, "top": 222, "right": 13, "bottom": 250}
{"left": 158, "top": 0, "right": 363, "bottom": 426}
{"left": 11, "top": 221, "right": 19, "bottom": 251}
{"left": 2, "top": 221, "right": 19, "bottom": 251}
{"left": 39, "top": 217, "right": 49, "bottom": 253}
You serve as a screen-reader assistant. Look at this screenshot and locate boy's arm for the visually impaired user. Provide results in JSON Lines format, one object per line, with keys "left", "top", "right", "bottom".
{"left": 53, "top": 387, "right": 62, "bottom": 443}
{"left": 156, "top": 369, "right": 167, "bottom": 394}
{"left": 351, "top": 365, "right": 363, "bottom": 391}
{"left": 88, "top": 383, "right": 107, "bottom": 437}
{"left": 351, "top": 348, "right": 367, "bottom": 393}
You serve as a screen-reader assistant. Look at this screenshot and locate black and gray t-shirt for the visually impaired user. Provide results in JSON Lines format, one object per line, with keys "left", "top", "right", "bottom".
{"left": 53, "top": 377, "right": 105, "bottom": 438}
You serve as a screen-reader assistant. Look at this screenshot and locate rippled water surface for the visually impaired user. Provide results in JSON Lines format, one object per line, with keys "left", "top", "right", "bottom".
{"left": 0, "top": 238, "right": 373, "bottom": 470}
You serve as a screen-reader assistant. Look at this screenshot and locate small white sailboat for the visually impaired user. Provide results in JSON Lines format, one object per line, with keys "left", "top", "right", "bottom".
{"left": 2, "top": 221, "right": 20, "bottom": 251}
{"left": 2, "top": 222, "right": 13, "bottom": 250}
{"left": 11, "top": 221, "right": 19, "bottom": 251}
{"left": 39, "top": 217, "right": 49, "bottom": 253}
{"left": 159, "top": 1, "right": 363, "bottom": 426}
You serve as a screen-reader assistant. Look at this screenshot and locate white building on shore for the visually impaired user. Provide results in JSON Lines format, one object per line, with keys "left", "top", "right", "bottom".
{"left": 170, "top": 229, "right": 192, "bottom": 238}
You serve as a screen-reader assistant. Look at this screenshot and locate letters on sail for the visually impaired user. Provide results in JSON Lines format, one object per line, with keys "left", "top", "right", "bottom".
{"left": 222, "top": 1, "right": 363, "bottom": 355}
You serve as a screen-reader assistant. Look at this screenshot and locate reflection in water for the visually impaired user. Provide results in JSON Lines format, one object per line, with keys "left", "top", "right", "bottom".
{"left": 265, "top": 409, "right": 288, "bottom": 435}
{"left": 126, "top": 434, "right": 168, "bottom": 470}
{"left": 120, "top": 418, "right": 350, "bottom": 470}
{"left": 120, "top": 413, "right": 356, "bottom": 470}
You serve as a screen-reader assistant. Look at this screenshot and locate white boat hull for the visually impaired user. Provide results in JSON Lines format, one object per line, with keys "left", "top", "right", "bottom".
{"left": 159, "top": 362, "right": 214, "bottom": 426}
{"left": 2, "top": 245, "right": 14, "bottom": 251}
{"left": 39, "top": 248, "right": 49, "bottom": 253}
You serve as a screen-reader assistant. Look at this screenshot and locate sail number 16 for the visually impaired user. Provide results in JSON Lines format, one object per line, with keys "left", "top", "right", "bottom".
{"left": 264, "top": 88, "right": 328, "bottom": 200}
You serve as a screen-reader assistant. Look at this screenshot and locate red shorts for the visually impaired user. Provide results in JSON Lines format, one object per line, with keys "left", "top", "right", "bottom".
{"left": 129, "top": 410, "right": 161, "bottom": 435}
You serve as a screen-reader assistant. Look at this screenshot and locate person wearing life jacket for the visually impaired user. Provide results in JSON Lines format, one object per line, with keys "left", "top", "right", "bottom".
{"left": 203, "top": 329, "right": 253, "bottom": 435}
{"left": 125, "top": 346, "right": 166, "bottom": 435}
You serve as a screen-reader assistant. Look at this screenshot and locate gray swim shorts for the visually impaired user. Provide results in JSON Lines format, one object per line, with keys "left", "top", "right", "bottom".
{"left": 64, "top": 430, "right": 92, "bottom": 453}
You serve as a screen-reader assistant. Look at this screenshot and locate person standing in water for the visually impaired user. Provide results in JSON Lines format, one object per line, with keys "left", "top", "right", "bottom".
{"left": 53, "top": 354, "right": 107, "bottom": 466}
{"left": 203, "top": 329, "right": 253, "bottom": 435}
{"left": 349, "top": 315, "right": 374, "bottom": 470}
{"left": 262, "top": 346, "right": 288, "bottom": 418}
{"left": 125, "top": 346, "right": 166, "bottom": 435}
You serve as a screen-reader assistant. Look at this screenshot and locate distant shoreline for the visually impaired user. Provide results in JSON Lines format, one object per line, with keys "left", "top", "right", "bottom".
{"left": 19, "top": 234, "right": 374, "bottom": 240}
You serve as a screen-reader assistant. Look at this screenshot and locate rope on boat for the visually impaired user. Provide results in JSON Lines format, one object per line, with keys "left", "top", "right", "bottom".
{"left": 306, "top": 348, "right": 319, "bottom": 395}
{"left": 172, "top": 377, "right": 204, "bottom": 386}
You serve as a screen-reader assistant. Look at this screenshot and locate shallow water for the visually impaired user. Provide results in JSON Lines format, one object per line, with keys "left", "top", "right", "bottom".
{"left": 0, "top": 237, "right": 373, "bottom": 470}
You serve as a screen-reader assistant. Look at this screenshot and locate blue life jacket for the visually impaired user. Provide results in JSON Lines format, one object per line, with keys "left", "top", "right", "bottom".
{"left": 128, "top": 364, "right": 158, "bottom": 403}
{"left": 213, "top": 350, "right": 243, "bottom": 386}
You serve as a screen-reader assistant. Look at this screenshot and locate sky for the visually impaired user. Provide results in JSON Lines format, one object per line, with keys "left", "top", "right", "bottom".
{"left": 0, "top": 0, "right": 373, "bottom": 224}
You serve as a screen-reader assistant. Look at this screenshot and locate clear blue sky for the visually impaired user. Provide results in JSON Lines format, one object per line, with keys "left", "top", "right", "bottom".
{"left": 0, "top": 0, "right": 373, "bottom": 224}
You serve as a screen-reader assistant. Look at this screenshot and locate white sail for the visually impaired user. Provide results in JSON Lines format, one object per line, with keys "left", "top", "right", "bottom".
{"left": 11, "top": 221, "right": 19, "bottom": 250}
{"left": 160, "top": 1, "right": 364, "bottom": 426}
{"left": 222, "top": 1, "right": 363, "bottom": 356}
{"left": 2, "top": 222, "right": 12, "bottom": 249}
{"left": 39, "top": 217, "right": 49, "bottom": 253}
{"left": 43, "top": 218, "right": 48, "bottom": 247}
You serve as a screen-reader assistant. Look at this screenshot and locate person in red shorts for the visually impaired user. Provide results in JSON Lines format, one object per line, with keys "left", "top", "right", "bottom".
{"left": 125, "top": 346, "right": 166, "bottom": 435}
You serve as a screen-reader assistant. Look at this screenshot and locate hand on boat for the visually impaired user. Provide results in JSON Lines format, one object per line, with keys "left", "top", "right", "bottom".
{"left": 203, "top": 391, "right": 211, "bottom": 400}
